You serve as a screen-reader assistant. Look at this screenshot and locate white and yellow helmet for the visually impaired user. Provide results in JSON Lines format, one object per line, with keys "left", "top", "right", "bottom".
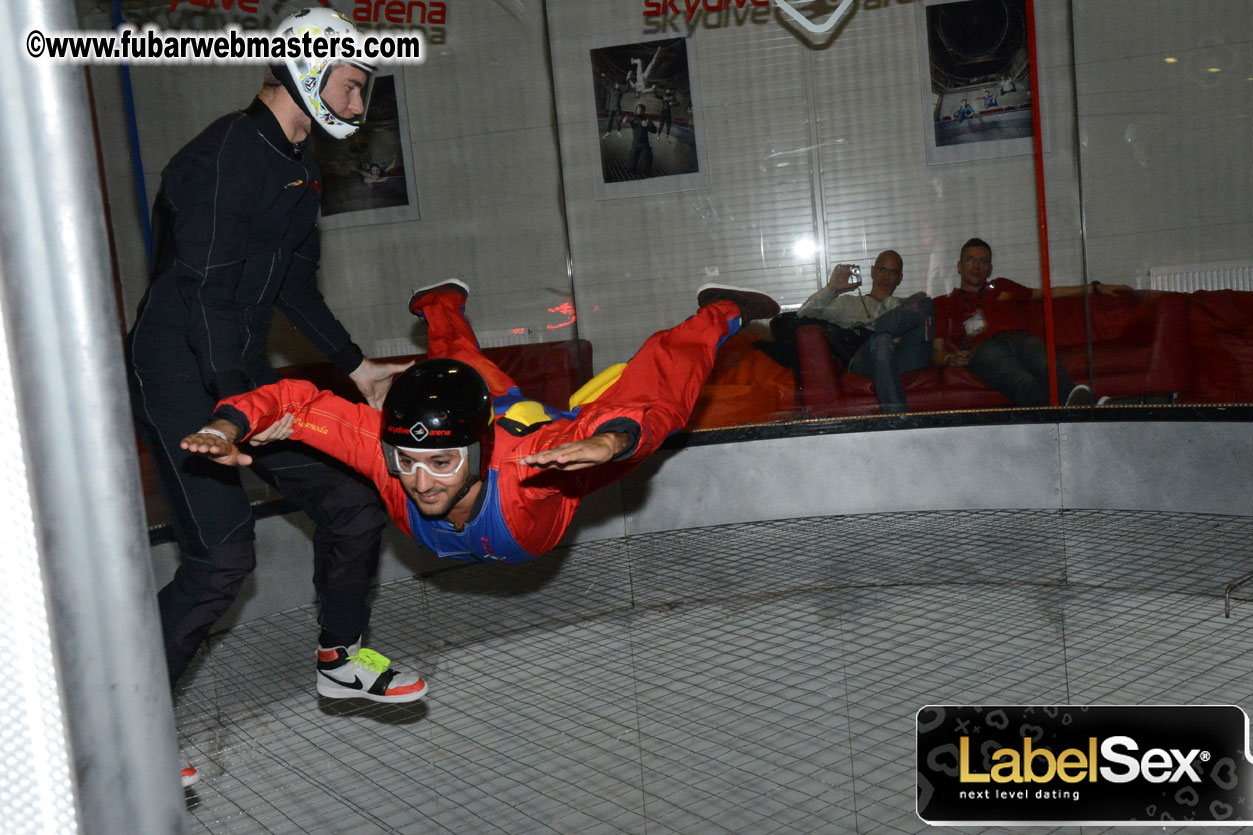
{"left": 272, "top": 7, "right": 377, "bottom": 140}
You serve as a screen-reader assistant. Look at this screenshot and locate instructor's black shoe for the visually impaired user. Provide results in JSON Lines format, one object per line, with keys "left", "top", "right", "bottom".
{"left": 408, "top": 279, "right": 469, "bottom": 318}
{"left": 696, "top": 283, "right": 781, "bottom": 323}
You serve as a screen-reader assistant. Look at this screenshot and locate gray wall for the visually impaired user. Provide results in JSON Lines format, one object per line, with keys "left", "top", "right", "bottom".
{"left": 1071, "top": 0, "right": 1253, "bottom": 285}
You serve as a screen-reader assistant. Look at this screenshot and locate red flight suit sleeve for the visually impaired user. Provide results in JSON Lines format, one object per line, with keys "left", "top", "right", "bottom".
{"left": 214, "top": 379, "right": 412, "bottom": 534}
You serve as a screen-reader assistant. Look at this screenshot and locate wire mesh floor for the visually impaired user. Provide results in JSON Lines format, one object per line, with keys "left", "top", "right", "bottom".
{"left": 174, "top": 509, "right": 1253, "bottom": 834}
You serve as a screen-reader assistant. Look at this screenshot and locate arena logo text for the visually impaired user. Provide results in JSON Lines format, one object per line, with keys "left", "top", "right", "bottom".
{"left": 349, "top": 0, "right": 446, "bottom": 26}
{"left": 163, "top": 0, "right": 448, "bottom": 44}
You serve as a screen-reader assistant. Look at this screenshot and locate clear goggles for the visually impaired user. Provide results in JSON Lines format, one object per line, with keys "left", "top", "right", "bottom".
{"left": 388, "top": 446, "right": 467, "bottom": 479}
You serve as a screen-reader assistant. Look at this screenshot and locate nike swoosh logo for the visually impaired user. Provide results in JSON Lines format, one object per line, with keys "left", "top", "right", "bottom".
{"left": 774, "top": 0, "right": 855, "bottom": 35}
{"left": 319, "top": 671, "right": 364, "bottom": 690}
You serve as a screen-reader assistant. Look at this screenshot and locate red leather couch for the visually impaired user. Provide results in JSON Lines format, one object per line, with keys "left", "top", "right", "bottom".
{"left": 1182, "top": 290, "right": 1253, "bottom": 404}
{"left": 796, "top": 291, "right": 1193, "bottom": 416}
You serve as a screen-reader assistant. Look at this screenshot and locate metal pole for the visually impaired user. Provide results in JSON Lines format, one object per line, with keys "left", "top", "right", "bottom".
{"left": 1067, "top": 0, "right": 1099, "bottom": 397}
{"left": 2, "top": 2, "right": 186, "bottom": 832}
{"left": 1025, "top": 0, "right": 1061, "bottom": 406}
{"left": 538, "top": 0, "right": 581, "bottom": 359}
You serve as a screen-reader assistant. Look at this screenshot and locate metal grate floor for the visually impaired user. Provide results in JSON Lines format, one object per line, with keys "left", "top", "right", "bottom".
{"left": 174, "top": 509, "right": 1253, "bottom": 834}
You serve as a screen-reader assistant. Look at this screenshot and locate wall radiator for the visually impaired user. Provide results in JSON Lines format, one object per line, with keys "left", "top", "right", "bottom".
{"left": 1147, "top": 260, "right": 1253, "bottom": 293}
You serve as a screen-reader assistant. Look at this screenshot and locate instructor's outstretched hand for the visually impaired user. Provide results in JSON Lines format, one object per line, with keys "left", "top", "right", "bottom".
{"left": 351, "top": 357, "right": 417, "bottom": 409}
{"left": 520, "top": 432, "right": 631, "bottom": 472}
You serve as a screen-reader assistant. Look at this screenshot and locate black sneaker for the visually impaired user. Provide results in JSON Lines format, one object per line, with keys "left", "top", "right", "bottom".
{"left": 696, "top": 283, "right": 781, "bottom": 323}
{"left": 408, "top": 279, "right": 469, "bottom": 318}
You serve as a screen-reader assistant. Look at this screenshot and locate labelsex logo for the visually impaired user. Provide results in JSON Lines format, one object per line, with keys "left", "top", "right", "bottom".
{"left": 960, "top": 736, "right": 1207, "bottom": 785}
{"left": 916, "top": 705, "right": 1253, "bottom": 825}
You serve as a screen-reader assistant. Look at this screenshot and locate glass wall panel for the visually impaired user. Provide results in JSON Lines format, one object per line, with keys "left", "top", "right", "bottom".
{"left": 1071, "top": 0, "right": 1253, "bottom": 406}
{"left": 84, "top": 0, "right": 1253, "bottom": 515}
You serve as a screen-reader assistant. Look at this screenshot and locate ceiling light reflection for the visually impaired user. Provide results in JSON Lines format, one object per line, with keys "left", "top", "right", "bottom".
{"left": 792, "top": 236, "right": 817, "bottom": 260}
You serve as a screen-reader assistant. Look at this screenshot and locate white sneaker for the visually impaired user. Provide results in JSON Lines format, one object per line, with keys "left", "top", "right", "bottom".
{"left": 181, "top": 763, "right": 200, "bottom": 788}
{"left": 317, "top": 644, "right": 428, "bottom": 704}
{"left": 408, "top": 279, "right": 470, "bottom": 319}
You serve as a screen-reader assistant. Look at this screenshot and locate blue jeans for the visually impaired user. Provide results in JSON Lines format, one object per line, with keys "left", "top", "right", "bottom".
{"left": 847, "top": 293, "right": 934, "bottom": 414}
{"left": 969, "top": 329, "right": 1077, "bottom": 407}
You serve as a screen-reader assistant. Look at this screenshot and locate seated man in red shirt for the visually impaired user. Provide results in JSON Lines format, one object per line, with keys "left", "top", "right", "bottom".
{"left": 930, "top": 237, "right": 1132, "bottom": 406}
{"left": 180, "top": 281, "right": 778, "bottom": 677}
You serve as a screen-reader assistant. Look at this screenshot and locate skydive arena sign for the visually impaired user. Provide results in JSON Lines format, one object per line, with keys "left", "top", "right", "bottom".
{"left": 641, "top": 0, "right": 907, "bottom": 36}
{"left": 917, "top": 705, "right": 1253, "bottom": 825}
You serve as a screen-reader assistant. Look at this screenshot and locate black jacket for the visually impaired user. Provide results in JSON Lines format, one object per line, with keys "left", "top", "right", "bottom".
{"left": 628, "top": 114, "right": 658, "bottom": 149}
{"left": 128, "top": 98, "right": 363, "bottom": 398}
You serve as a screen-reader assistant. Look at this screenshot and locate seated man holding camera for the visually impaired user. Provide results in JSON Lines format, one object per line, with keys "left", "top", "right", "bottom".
{"left": 767, "top": 250, "right": 933, "bottom": 414}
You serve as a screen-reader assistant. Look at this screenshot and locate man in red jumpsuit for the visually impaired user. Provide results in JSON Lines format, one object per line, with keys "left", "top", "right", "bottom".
{"left": 182, "top": 281, "right": 778, "bottom": 568}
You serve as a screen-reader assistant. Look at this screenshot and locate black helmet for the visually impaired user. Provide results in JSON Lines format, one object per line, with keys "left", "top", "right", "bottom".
{"left": 381, "top": 359, "right": 492, "bottom": 478}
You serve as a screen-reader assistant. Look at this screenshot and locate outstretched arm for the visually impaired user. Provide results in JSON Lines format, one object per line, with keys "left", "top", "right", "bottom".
{"left": 180, "top": 413, "right": 296, "bottom": 467}
{"left": 181, "top": 419, "right": 247, "bottom": 466}
{"left": 181, "top": 378, "right": 396, "bottom": 498}
{"left": 1035, "top": 282, "right": 1134, "bottom": 301}
{"left": 518, "top": 431, "right": 632, "bottom": 472}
